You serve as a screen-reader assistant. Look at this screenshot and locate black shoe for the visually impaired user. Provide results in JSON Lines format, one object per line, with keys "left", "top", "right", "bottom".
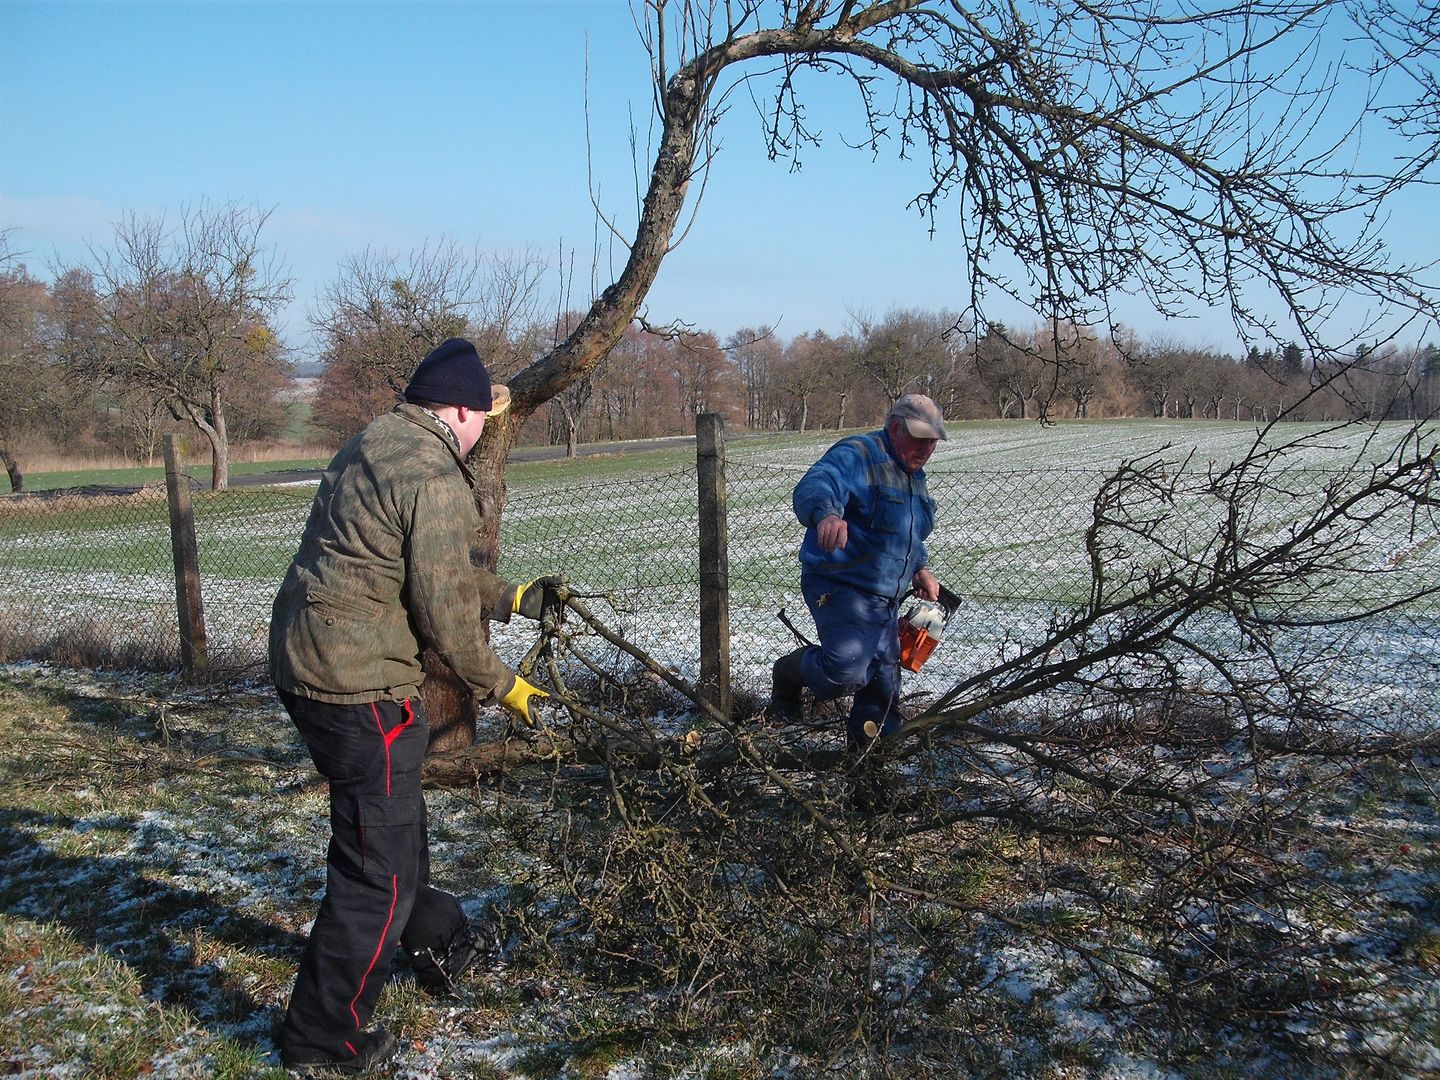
{"left": 766, "top": 647, "right": 807, "bottom": 721}
{"left": 849, "top": 767, "right": 900, "bottom": 813}
{"left": 281, "top": 1027, "right": 397, "bottom": 1076}
{"left": 410, "top": 925, "right": 479, "bottom": 997}
{"left": 845, "top": 741, "right": 899, "bottom": 814}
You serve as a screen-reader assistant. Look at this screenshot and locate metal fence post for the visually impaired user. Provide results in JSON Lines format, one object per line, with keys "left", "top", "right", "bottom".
{"left": 696, "top": 413, "right": 731, "bottom": 717}
{"left": 163, "top": 434, "right": 209, "bottom": 680}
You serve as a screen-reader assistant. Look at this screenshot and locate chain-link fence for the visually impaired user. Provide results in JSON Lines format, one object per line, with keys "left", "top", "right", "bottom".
{"left": 3, "top": 443, "right": 1438, "bottom": 723}
{"left": 0, "top": 483, "right": 315, "bottom": 673}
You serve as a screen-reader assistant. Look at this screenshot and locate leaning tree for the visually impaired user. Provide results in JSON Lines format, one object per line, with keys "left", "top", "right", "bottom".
{"left": 426, "top": 0, "right": 1438, "bottom": 736}
{"left": 404, "top": 4, "right": 1440, "bottom": 1063}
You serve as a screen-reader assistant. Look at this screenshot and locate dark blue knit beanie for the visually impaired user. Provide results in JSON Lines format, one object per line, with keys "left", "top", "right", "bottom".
{"left": 404, "top": 338, "right": 493, "bottom": 410}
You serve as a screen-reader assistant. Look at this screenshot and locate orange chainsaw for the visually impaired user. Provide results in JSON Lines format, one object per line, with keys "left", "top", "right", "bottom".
{"left": 898, "top": 583, "right": 961, "bottom": 673}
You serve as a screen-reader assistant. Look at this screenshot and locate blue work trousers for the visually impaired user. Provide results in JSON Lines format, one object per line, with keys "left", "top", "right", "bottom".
{"left": 798, "top": 573, "right": 903, "bottom": 745}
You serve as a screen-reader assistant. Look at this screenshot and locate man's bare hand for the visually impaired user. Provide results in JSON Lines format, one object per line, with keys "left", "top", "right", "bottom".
{"left": 817, "top": 514, "right": 848, "bottom": 552}
{"left": 913, "top": 567, "right": 940, "bottom": 601}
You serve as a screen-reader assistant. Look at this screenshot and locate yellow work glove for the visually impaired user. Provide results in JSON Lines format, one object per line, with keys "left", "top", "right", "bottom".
{"left": 499, "top": 674, "right": 549, "bottom": 726}
{"left": 513, "top": 575, "right": 566, "bottom": 622}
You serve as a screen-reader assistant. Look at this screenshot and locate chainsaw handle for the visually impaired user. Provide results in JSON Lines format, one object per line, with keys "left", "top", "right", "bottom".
{"left": 903, "top": 581, "right": 960, "bottom": 623}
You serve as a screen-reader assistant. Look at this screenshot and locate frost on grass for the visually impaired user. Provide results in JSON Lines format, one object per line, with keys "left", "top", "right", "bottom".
{"left": 1, "top": 659, "right": 1438, "bottom": 1077}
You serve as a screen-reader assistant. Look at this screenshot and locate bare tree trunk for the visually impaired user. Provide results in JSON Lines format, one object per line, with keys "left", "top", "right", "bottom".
{"left": 555, "top": 399, "right": 580, "bottom": 458}
{"left": 418, "top": 41, "right": 711, "bottom": 746}
{"left": 186, "top": 386, "right": 230, "bottom": 491}
{"left": 0, "top": 446, "right": 22, "bottom": 493}
{"left": 421, "top": 415, "right": 520, "bottom": 753}
{"left": 210, "top": 384, "right": 229, "bottom": 490}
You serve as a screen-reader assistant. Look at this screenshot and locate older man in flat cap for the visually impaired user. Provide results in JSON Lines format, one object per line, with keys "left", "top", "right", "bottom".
{"left": 269, "top": 337, "right": 562, "bottom": 1074}
{"left": 769, "top": 394, "right": 947, "bottom": 806}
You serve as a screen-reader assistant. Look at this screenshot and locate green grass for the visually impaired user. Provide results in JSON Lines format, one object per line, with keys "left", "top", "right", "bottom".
{"left": 22, "top": 440, "right": 717, "bottom": 494}
{"left": 283, "top": 401, "right": 313, "bottom": 444}
{"left": 0, "top": 672, "right": 313, "bottom": 1076}
{"left": 0, "top": 917, "right": 290, "bottom": 1079}
{"left": 507, "top": 442, "right": 702, "bottom": 485}
{"left": 20, "top": 457, "right": 333, "bottom": 494}
{"left": 17, "top": 426, "right": 813, "bottom": 494}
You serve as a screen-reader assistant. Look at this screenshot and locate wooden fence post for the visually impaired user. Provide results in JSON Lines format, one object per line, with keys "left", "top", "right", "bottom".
{"left": 696, "top": 413, "right": 731, "bottom": 718}
{"left": 163, "top": 434, "right": 209, "bottom": 680}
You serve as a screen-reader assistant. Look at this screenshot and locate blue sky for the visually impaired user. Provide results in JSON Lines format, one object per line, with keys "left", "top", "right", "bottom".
{"left": 2, "top": 0, "right": 1435, "bottom": 359}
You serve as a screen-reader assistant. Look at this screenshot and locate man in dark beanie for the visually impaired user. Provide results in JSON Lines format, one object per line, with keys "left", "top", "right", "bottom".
{"left": 269, "top": 337, "right": 563, "bottom": 1074}
{"left": 402, "top": 336, "right": 501, "bottom": 411}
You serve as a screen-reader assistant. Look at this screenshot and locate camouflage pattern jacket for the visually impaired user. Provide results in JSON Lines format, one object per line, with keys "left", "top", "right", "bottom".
{"left": 269, "top": 402, "right": 520, "bottom": 705}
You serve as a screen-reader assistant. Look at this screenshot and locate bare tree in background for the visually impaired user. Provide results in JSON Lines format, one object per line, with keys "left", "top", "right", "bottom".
{"left": 70, "top": 203, "right": 292, "bottom": 490}
{"left": 726, "top": 327, "right": 782, "bottom": 430}
{"left": 973, "top": 321, "right": 1040, "bottom": 418}
{"left": 853, "top": 307, "right": 965, "bottom": 403}
{"left": 1042, "top": 321, "right": 1116, "bottom": 419}
{"left": 546, "top": 309, "right": 597, "bottom": 455}
{"left": 308, "top": 241, "right": 550, "bottom": 439}
{"left": 782, "top": 330, "right": 853, "bottom": 430}
{"left": 0, "top": 231, "right": 45, "bottom": 492}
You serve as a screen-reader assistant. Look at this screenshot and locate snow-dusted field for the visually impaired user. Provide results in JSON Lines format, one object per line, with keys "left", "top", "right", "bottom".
{"left": 1, "top": 420, "right": 1436, "bottom": 719}
{"left": 494, "top": 421, "right": 1440, "bottom": 725}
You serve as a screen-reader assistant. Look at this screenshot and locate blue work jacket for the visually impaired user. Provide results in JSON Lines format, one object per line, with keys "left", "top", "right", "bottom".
{"left": 792, "top": 428, "right": 936, "bottom": 601}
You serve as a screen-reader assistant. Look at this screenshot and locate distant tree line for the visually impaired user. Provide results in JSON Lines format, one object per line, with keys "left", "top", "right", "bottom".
{"left": 0, "top": 209, "right": 292, "bottom": 492}
{"left": 304, "top": 252, "right": 1437, "bottom": 450}
{"left": 2, "top": 214, "right": 1436, "bottom": 494}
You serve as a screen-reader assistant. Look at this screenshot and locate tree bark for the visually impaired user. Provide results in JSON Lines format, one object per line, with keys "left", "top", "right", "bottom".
{"left": 209, "top": 383, "right": 229, "bottom": 490}
{"left": 420, "top": 40, "right": 713, "bottom": 748}
{"left": 0, "top": 446, "right": 22, "bottom": 493}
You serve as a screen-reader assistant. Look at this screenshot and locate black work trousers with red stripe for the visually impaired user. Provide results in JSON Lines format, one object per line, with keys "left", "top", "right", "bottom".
{"left": 276, "top": 691, "right": 466, "bottom": 1059}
